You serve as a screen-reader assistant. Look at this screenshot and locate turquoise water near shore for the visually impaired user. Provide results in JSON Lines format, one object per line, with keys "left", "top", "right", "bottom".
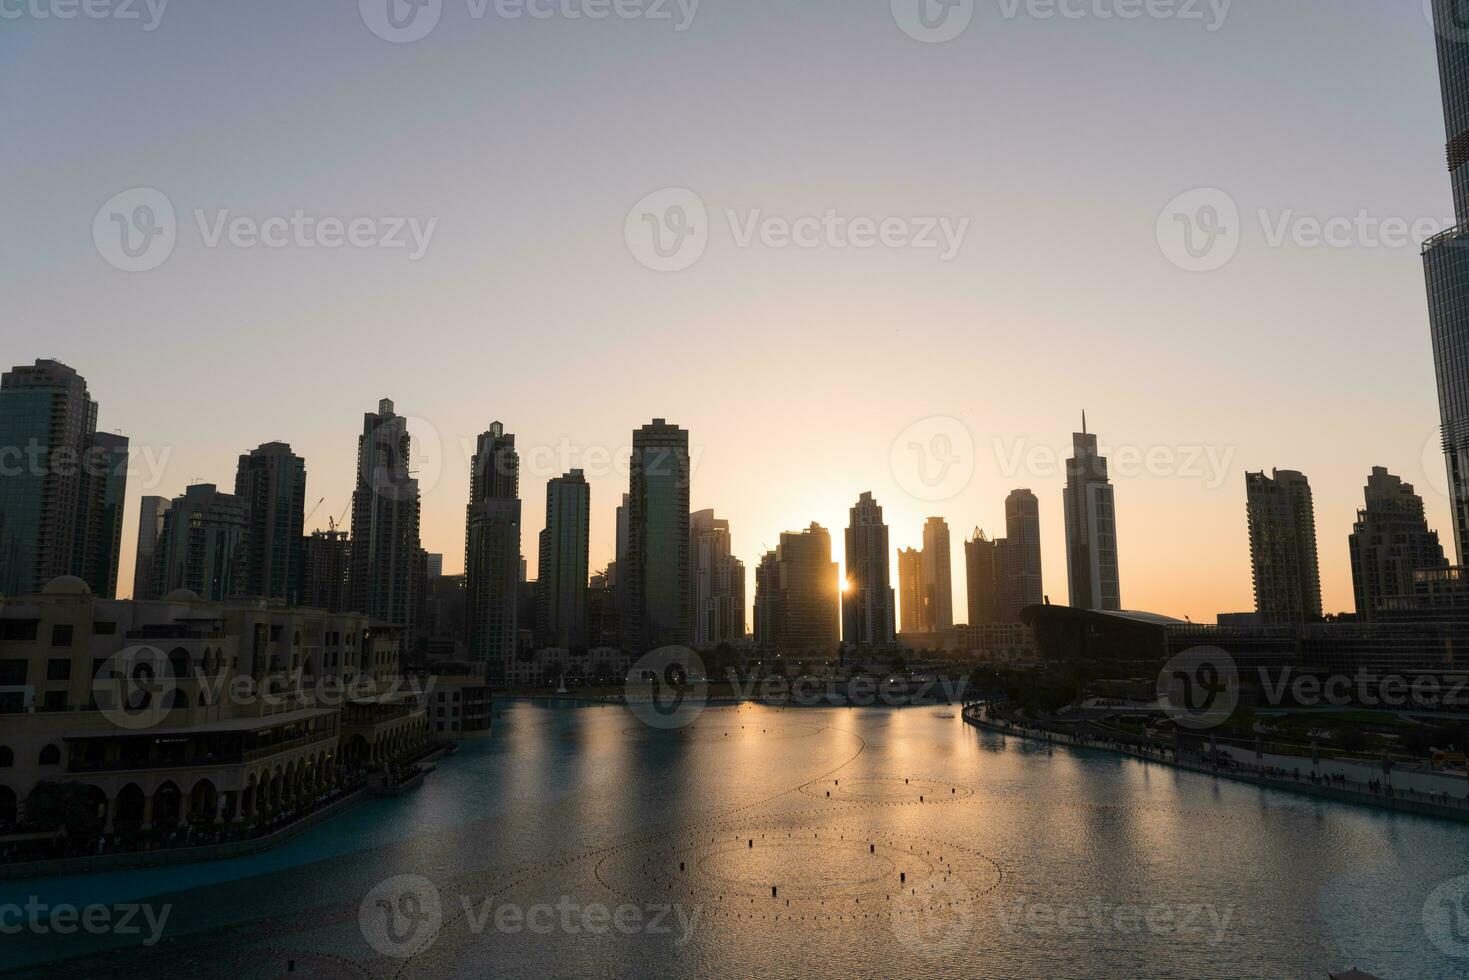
{"left": 4, "top": 701, "right": 1467, "bottom": 978}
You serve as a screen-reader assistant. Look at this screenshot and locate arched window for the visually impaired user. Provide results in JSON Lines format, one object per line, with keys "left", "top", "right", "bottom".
{"left": 38, "top": 744, "right": 61, "bottom": 766}
{"left": 0, "top": 746, "right": 12, "bottom": 768}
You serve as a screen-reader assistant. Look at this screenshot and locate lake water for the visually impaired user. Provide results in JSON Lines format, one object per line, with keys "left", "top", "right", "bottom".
{"left": 4, "top": 701, "right": 1468, "bottom": 978}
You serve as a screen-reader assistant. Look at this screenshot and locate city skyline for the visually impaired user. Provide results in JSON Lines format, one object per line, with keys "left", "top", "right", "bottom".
{"left": 4, "top": 6, "right": 1457, "bottom": 627}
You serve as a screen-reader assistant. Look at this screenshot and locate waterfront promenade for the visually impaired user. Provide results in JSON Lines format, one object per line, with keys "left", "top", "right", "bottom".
{"left": 962, "top": 702, "right": 1469, "bottom": 823}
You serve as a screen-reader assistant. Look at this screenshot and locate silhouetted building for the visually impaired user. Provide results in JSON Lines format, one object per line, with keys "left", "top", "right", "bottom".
{"left": 1423, "top": 0, "right": 1469, "bottom": 563}
{"left": 586, "top": 569, "right": 620, "bottom": 650}
{"left": 964, "top": 529, "right": 1000, "bottom": 626}
{"left": 754, "top": 550, "right": 780, "bottom": 647}
{"left": 0, "top": 360, "right": 128, "bottom": 598}
{"left": 691, "top": 508, "right": 745, "bottom": 647}
{"left": 79, "top": 431, "right": 129, "bottom": 600}
{"left": 132, "top": 496, "right": 167, "bottom": 601}
{"left": 764, "top": 524, "right": 839, "bottom": 652}
{"left": 537, "top": 470, "right": 590, "bottom": 650}
{"left": 302, "top": 528, "right": 351, "bottom": 612}
{"left": 1000, "top": 489, "right": 1043, "bottom": 621}
{"left": 235, "top": 442, "right": 307, "bottom": 604}
{"left": 1349, "top": 467, "right": 1448, "bottom": 621}
{"left": 1063, "top": 417, "right": 1121, "bottom": 611}
{"left": 349, "top": 399, "right": 421, "bottom": 630}
{"left": 625, "top": 419, "right": 690, "bottom": 652}
{"left": 921, "top": 516, "right": 954, "bottom": 632}
{"left": 466, "top": 422, "right": 521, "bottom": 680}
{"left": 842, "top": 492, "right": 895, "bottom": 648}
{"left": 153, "top": 484, "right": 249, "bottom": 600}
{"left": 897, "top": 546, "right": 925, "bottom": 633}
{"left": 1246, "top": 469, "right": 1322, "bottom": 624}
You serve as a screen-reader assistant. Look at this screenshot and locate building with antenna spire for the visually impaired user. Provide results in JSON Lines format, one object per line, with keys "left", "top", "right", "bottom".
{"left": 1063, "top": 413, "right": 1121, "bottom": 611}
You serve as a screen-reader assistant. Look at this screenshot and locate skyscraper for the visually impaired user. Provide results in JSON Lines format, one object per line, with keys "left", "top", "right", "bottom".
{"left": 1348, "top": 467, "right": 1448, "bottom": 621}
{"left": 1000, "top": 488, "right": 1043, "bottom": 622}
{"left": 132, "top": 495, "right": 167, "bottom": 600}
{"left": 690, "top": 508, "right": 745, "bottom": 647}
{"left": 153, "top": 484, "right": 249, "bottom": 600}
{"left": 466, "top": 422, "right": 521, "bottom": 678}
{"left": 1246, "top": 469, "right": 1322, "bottom": 624}
{"left": 842, "top": 492, "right": 896, "bottom": 648}
{"left": 78, "top": 430, "right": 129, "bottom": 599}
{"left": 302, "top": 528, "right": 351, "bottom": 613}
{"left": 0, "top": 360, "right": 127, "bottom": 597}
{"left": 537, "top": 469, "right": 590, "bottom": 650}
{"left": 766, "top": 523, "right": 839, "bottom": 652}
{"left": 1424, "top": 0, "right": 1469, "bottom": 563}
{"left": 921, "top": 516, "right": 954, "bottom": 632}
{"left": 625, "top": 419, "right": 690, "bottom": 653}
{"left": 753, "top": 550, "right": 780, "bottom": 647}
{"left": 964, "top": 528, "right": 999, "bottom": 626}
{"left": 897, "top": 546, "right": 925, "bottom": 634}
{"left": 235, "top": 442, "right": 307, "bottom": 604}
{"left": 1062, "top": 417, "right": 1121, "bottom": 611}
{"left": 887, "top": 543, "right": 922, "bottom": 637}
{"left": 349, "top": 399, "right": 421, "bottom": 630}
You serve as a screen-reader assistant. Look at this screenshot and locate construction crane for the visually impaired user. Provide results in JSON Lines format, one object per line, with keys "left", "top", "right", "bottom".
{"left": 303, "top": 496, "right": 326, "bottom": 527}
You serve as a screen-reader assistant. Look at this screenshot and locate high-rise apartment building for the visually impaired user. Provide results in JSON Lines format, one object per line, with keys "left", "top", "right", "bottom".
{"left": 537, "top": 470, "right": 590, "bottom": 650}
{"left": 0, "top": 360, "right": 128, "bottom": 598}
{"left": 897, "top": 546, "right": 925, "bottom": 633}
{"left": 153, "top": 484, "right": 249, "bottom": 600}
{"left": 132, "top": 495, "right": 167, "bottom": 600}
{"left": 235, "top": 442, "right": 307, "bottom": 604}
{"left": 1063, "top": 419, "right": 1121, "bottom": 611}
{"left": 302, "top": 528, "right": 351, "bottom": 613}
{"left": 1423, "top": 0, "right": 1469, "bottom": 563}
{"left": 1349, "top": 467, "right": 1448, "bottom": 621}
{"left": 762, "top": 523, "right": 839, "bottom": 651}
{"left": 964, "top": 528, "right": 1000, "bottom": 626}
{"left": 624, "top": 419, "right": 690, "bottom": 652}
{"left": 999, "top": 488, "right": 1043, "bottom": 622}
{"left": 349, "top": 399, "right": 421, "bottom": 630}
{"left": 1246, "top": 469, "right": 1323, "bottom": 624}
{"left": 842, "top": 492, "right": 895, "bottom": 648}
{"left": 690, "top": 508, "right": 745, "bottom": 647}
{"left": 466, "top": 422, "right": 521, "bottom": 678}
{"left": 921, "top": 516, "right": 954, "bottom": 632}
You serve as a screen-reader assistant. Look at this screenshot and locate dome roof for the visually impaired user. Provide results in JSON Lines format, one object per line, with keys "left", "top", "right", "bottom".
{"left": 42, "top": 575, "right": 91, "bottom": 596}
{"left": 163, "top": 588, "right": 201, "bottom": 602}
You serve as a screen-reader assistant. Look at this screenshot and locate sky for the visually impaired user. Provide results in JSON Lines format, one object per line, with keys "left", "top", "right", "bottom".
{"left": 0, "top": 0, "right": 1458, "bottom": 624}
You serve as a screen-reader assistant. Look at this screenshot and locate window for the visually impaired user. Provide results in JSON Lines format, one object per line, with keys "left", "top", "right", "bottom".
{"left": 43, "top": 690, "right": 66, "bottom": 711}
{"left": 92, "top": 622, "right": 116, "bottom": 635}
{"left": 0, "top": 660, "right": 26, "bottom": 685}
{"left": 50, "top": 624, "right": 74, "bottom": 647}
{"left": 0, "top": 746, "right": 12, "bottom": 767}
{"left": 37, "top": 744, "right": 61, "bottom": 766}
{"left": 0, "top": 620, "right": 38, "bottom": 642}
{"left": 46, "top": 659, "right": 70, "bottom": 681}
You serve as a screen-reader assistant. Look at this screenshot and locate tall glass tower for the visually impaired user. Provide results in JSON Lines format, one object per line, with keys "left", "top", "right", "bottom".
{"left": 1424, "top": 0, "right": 1469, "bottom": 563}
